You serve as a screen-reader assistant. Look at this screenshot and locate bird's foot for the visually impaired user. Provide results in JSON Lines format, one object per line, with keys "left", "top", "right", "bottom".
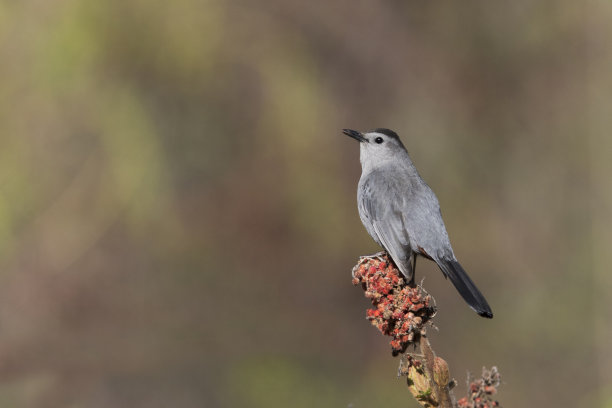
{"left": 352, "top": 251, "right": 388, "bottom": 278}
{"left": 363, "top": 251, "right": 387, "bottom": 261}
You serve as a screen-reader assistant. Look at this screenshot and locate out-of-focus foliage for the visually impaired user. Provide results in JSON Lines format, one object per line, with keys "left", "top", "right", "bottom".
{"left": 0, "top": 1, "right": 611, "bottom": 407}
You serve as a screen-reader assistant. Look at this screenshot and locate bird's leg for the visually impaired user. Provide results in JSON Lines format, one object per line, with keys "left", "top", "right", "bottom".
{"left": 408, "top": 255, "right": 417, "bottom": 287}
{"left": 371, "top": 250, "right": 387, "bottom": 259}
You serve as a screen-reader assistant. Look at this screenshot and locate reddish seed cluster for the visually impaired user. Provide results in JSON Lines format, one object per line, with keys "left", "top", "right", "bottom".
{"left": 457, "top": 367, "right": 501, "bottom": 408}
{"left": 352, "top": 254, "right": 436, "bottom": 355}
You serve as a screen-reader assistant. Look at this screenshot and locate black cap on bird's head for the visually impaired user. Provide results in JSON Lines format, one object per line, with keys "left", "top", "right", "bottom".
{"left": 371, "top": 128, "right": 400, "bottom": 141}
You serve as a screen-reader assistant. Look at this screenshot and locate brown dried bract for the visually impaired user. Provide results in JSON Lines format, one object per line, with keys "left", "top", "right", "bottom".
{"left": 457, "top": 366, "right": 501, "bottom": 408}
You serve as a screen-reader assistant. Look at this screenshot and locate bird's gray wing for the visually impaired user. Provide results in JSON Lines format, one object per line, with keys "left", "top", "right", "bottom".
{"left": 359, "top": 170, "right": 414, "bottom": 280}
{"left": 402, "top": 182, "right": 454, "bottom": 261}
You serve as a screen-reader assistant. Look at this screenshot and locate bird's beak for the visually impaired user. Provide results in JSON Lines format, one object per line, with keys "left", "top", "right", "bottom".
{"left": 343, "top": 129, "right": 367, "bottom": 143}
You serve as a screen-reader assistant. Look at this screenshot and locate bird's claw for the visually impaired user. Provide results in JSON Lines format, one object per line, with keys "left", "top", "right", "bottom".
{"left": 363, "top": 251, "right": 387, "bottom": 262}
{"left": 352, "top": 251, "right": 388, "bottom": 278}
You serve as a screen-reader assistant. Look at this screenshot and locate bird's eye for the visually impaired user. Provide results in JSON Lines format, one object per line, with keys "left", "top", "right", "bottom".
{"left": 375, "top": 137, "right": 384, "bottom": 144}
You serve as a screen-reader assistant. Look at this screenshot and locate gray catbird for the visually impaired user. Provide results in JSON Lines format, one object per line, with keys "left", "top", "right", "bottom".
{"left": 344, "top": 128, "right": 493, "bottom": 318}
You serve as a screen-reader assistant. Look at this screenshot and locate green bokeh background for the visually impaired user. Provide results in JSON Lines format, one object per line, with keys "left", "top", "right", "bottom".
{"left": 1, "top": 1, "right": 611, "bottom": 407}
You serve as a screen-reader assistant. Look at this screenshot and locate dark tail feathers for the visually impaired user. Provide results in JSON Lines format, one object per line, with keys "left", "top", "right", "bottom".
{"left": 437, "top": 259, "right": 493, "bottom": 318}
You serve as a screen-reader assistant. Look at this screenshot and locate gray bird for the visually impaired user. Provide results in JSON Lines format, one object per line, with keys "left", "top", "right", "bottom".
{"left": 344, "top": 128, "right": 493, "bottom": 318}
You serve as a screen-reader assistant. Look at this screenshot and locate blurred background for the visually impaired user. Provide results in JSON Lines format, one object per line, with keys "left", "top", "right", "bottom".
{"left": 1, "top": 0, "right": 611, "bottom": 407}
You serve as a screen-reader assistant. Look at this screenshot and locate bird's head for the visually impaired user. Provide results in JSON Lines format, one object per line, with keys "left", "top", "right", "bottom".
{"left": 343, "top": 128, "right": 408, "bottom": 169}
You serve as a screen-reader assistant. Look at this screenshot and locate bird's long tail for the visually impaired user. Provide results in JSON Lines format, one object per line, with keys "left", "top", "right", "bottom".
{"left": 437, "top": 258, "right": 493, "bottom": 318}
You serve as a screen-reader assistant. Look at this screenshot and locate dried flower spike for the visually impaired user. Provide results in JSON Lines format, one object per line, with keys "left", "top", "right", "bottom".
{"left": 352, "top": 254, "right": 436, "bottom": 355}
